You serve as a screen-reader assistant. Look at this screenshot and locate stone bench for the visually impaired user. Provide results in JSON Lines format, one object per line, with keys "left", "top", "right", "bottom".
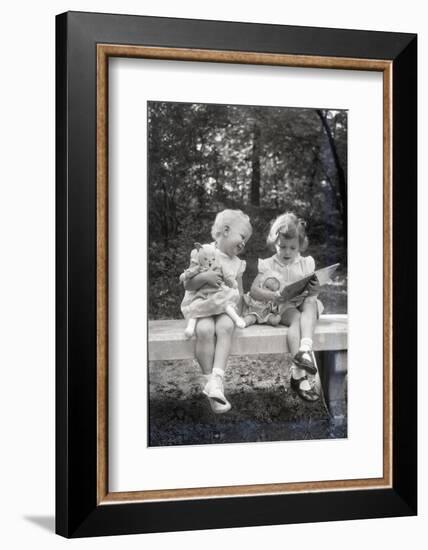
{"left": 148, "top": 314, "right": 348, "bottom": 417}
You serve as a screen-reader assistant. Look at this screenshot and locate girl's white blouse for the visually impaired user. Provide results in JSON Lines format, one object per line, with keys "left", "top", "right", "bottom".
{"left": 257, "top": 253, "right": 324, "bottom": 316}
{"left": 258, "top": 253, "right": 315, "bottom": 283}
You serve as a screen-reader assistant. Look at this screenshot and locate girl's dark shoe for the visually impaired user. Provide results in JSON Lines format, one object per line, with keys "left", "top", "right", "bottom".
{"left": 290, "top": 375, "right": 320, "bottom": 402}
{"left": 293, "top": 350, "right": 317, "bottom": 375}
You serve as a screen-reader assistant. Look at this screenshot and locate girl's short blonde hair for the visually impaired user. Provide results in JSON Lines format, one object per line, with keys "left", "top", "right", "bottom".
{"left": 211, "top": 209, "right": 252, "bottom": 240}
{"left": 266, "top": 212, "right": 308, "bottom": 251}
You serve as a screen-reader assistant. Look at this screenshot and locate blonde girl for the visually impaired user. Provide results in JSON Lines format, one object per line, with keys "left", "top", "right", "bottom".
{"left": 247, "top": 212, "right": 323, "bottom": 402}
{"left": 180, "top": 210, "right": 252, "bottom": 413}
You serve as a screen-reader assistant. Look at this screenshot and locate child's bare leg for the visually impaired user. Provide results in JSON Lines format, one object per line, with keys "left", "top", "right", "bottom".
{"left": 203, "top": 314, "right": 235, "bottom": 413}
{"left": 282, "top": 308, "right": 311, "bottom": 391}
{"left": 282, "top": 307, "right": 318, "bottom": 400}
{"left": 281, "top": 308, "right": 301, "bottom": 356}
{"left": 243, "top": 314, "right": 257, "bottom": 327}
{"left": 300, "top": 297, "right": 318, "bottom": 339}
{"left": 225, "top": 304, "right": 246, "bottom": 328}
{"left": 194, "top": 317, "right": 215, "bottom": 375}
{"left": 293, "top": 297, "right": 318, "bottom": 373}
{"left": 213, "top": 313, "right": 235, "bottom": 373}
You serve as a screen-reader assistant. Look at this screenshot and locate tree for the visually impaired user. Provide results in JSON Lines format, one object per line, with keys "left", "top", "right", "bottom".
{"left": 316, "top": 109, "right": 348, "bottom": 244}
{"left": 250, "top": 122, "right": 261, "bottom": 205}
{"left": 147, "top": 101, "right": 348, "bottom": 318}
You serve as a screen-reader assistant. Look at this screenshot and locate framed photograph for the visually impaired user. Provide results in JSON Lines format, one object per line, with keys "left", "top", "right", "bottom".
{"left": 56, "top": 11, "right": 417, "bottom": 537}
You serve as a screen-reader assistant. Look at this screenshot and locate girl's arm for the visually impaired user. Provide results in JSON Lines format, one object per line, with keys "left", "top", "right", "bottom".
{"left": 306, "top": 276, "right": 321, "bottom": 297}
{"left": 236, "top": 275, "right": 244, "bottom": 315}
{"left": 237, "top": 275, "right": 244, "bottom": 296}
{"left": 249, "top": 274, "right": 279, "bottom": 302}
{"left": 183, "top": 270, "right": 222, "bottom": 291}
{"left": 305, "top": 256, "right": 321, "bottom": 296}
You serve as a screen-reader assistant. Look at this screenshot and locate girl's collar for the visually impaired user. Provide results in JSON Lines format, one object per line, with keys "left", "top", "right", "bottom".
{"left": 273, "top": 253, "right": 302, "bottom": 267}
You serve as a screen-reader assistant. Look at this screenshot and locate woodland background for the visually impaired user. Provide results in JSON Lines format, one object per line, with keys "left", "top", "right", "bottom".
{"left": 148, "top": 101, "right": 348, "bottom": 319}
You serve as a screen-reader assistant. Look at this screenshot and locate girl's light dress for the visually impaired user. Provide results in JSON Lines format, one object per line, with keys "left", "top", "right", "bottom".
{"left": 243, "top": 254, "right": 324, "bottom": 321}
{"left": 180, "top": 246, "right": 246, "bottom": 320}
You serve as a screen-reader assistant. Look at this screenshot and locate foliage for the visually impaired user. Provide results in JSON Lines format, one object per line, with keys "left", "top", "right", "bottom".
{"left": 148, "top": 101, "right": 347, "bottom": 319}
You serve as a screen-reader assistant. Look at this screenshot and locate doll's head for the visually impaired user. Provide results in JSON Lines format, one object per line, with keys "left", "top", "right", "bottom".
{"left": 263, "top": 276, "right": 281, "bottom": 292}
{"left": 266, "top": 212, "right": 308, "bottom": 265}
{"left": 193, "top": 242, "right": 218, "bottom": 270}
{"left": 211, "top": 209, "right": 252, "bottom": 257}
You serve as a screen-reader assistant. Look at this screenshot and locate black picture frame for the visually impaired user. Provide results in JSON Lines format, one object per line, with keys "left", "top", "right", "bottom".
{"left": 56, "top": 11, "right": 417, "bottom": 538}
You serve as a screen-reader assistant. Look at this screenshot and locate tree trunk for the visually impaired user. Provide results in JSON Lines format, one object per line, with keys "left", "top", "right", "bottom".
{"left": 250, "top": 124, "right": 261, "bottom": 206}
{"left": 213, "top": 148, "right": 226, "bottom": 202}
{"left": 316, "top": 110, "right": 347, "bottom": 245}
{"left": 161, "top": 180, "right": 169, "bottom": 247}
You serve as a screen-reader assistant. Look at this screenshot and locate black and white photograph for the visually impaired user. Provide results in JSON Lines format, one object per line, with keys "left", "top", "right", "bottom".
{"left": 0, "top": 0, "right": 420, "bottom": 546}
{"left": 147, "top": 100, "right": 348, "bottom": 446}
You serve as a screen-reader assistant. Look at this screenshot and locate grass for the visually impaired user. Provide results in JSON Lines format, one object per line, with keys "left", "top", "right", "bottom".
{"left": 149, "top": 353, "right": 347, "bottom": 447}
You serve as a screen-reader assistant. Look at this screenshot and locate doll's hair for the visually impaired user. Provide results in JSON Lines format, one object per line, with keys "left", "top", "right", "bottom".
{"left": 211, "top": 209, "right": 252, "bottom": 240}
{"left": 263, "top": 276, "right": 281, "bottom": 291}
{"left": 266, "top": 212, "right": 308, "bottom": 251}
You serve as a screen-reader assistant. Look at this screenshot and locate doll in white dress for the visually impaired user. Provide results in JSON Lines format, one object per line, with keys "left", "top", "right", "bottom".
{"left": 180, "top": 242, "right": 246, "bottom": 338}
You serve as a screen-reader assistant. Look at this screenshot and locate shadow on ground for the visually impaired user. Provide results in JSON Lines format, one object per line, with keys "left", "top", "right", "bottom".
{"left": 149, "top": 354, "right": 347, "bottom": 447}
{"left": 23, "top": 516, "right": 55, "bottom": 533}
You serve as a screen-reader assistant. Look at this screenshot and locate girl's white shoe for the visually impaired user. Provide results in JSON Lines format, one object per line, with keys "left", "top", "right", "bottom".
{"left": 203, "top": 374, "right": 231, "bottom": 414}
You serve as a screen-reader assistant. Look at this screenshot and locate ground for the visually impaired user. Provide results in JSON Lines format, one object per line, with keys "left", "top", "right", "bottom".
{"left": 149, "top": 353, "right": 347, "bottom": 446}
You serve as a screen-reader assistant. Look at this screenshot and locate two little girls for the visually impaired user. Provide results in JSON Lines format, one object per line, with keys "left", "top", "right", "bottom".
{"left": 179, "top": 210, "right": 322, "bottom": 413}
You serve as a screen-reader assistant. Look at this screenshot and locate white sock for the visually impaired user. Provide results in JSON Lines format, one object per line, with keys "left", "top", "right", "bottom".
{"left": 212, "top": 367, "right": 224, "bottom": 378}
{"left": 204, "top": 369, "right": 226, "bottom": 399}
{"left": 203, "top": 369, "right": 224, "bottom": 391}
{"left": 299, "top": 338, "right": 313, "bottom": 353}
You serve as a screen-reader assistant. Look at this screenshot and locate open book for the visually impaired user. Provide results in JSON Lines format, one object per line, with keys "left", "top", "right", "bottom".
{"left": 280, "top": 263, "right": 340, "bottom": 302}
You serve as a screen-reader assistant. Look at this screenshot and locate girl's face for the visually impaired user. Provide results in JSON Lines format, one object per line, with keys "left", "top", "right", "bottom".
{"left": 276, "top": 235, "right": 300, "bottom": 265}
{"left": 217, "top": 220, "right": 251, "bottom": 257}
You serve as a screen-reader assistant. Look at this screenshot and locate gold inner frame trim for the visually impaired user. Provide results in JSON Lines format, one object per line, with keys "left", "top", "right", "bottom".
{"left": 96, "top": 44, "right": 393, "bottom": 504}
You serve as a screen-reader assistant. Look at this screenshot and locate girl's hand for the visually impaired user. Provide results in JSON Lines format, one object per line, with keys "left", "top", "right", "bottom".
{"left": 307, "top": 276, "right": 320, "bottom": 296}
{"left": 272, "top": 291, "right": 285, "bottom": 304}
{"left": 204, "top": 270, "right": 223, "bottom": 288}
